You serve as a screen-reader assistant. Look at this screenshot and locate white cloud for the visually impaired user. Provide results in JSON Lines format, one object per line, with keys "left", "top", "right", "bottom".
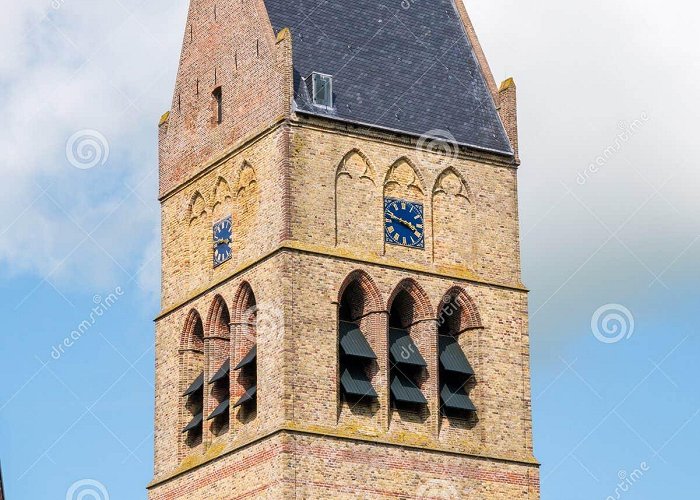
{"left": 0, "top": 0, "right": 187, "bottom": 297}
{"left": 467, "top": 0, "right": 700, "bottom": 346}
{"left": 2, "top": 0, "right": 698, "bottom": 328}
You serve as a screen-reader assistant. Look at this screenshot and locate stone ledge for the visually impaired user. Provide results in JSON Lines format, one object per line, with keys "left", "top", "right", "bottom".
{"left": 156, "top": 241, "right": 528, "bottom": 320}
{"left": 147, "top": 424, "right": 540, "bottom": 490}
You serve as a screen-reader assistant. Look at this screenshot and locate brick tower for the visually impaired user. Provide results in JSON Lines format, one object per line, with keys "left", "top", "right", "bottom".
{"left": 149, "top": 0, "right": 539, "bottom": 498}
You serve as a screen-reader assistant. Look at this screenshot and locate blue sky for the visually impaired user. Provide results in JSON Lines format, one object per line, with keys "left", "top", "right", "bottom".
{"left": 1, "top": 0, "right": 698, "bottom": 498}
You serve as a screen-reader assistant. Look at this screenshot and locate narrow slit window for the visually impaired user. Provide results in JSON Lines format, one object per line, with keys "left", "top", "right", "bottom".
{"left": 212, "top": 87, "right": 223, "bottom": 124}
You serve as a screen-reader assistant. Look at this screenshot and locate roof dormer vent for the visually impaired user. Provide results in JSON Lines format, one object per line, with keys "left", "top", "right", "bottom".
{"left": 311, "top": 72, "right": 333, "bottom": 108}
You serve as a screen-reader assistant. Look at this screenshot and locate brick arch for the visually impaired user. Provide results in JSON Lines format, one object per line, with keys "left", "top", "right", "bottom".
{"left": 180, "top": 309, "right": 204, "bottom": 350}
{"left": 383, "top": 157, "right": 426, "bottom": 197}
{"left": 432, "top": 167, "right": 472, "bottom": 202}
{"left": 205, "top": 294, "right": 231, "bottom": 339}
{"left": 335, "top": 148, "right": 377, "bottom": 183}
{"left": 337, "top": 270, "right": 384, "bottom": 319}
{"left": 236, "top": 161, "right": 258, "bottom": 196}
{"left": 232, "top": 281, "right": 257, "bottom": 324}
{"left": 387, "top": 278, "right": 433, "bottom": 326}
{"left": 335, "top": 150, "right": 381, "bottom": 249}
{"left": 187, "top": 191, "right": 207, "bottom": 223}
{"left": 437, "top": 286, "right": 483, "bottom": 334}
{"left": 213, "top": 176, "right": 233, "bottom": 202}
{"left": 212, "top": 176, "right": 234, "bottom": 219}
{"left": 235, "top": 162, "right": 259, "bottom": 245}
{"left": 432, "top": 167, "right": 476, "bottom": 268}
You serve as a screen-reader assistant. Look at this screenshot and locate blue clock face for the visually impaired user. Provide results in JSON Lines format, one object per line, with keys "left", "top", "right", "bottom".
{"left": 212, "top": 216, "right": 233, "bottom": 267}
{"left": 384, "top": 198, "right": 425, "bottom": 249}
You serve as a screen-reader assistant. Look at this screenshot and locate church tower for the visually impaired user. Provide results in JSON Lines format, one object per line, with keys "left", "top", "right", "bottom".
{"left": 149, "top": 0, "right": 539, "bottom": 498}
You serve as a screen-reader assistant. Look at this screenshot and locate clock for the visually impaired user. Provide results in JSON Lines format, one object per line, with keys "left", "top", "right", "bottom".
{"left": 384, "top": 197, "right": 425, "bottom": 249}
{"left": 212, "top": 216, "right": 233, "bottom": 267}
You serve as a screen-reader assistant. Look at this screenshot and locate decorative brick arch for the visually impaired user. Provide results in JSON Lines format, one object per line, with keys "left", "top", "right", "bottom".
{"left": 205, "top": 294, "right": 231, "bottom": 340}
{"left": 335, "top": 149, "right": 377, "bottom": 183}
{"left": 383, "top": 157, "right": 426, "bottom": 196}
{"left": 187, "top": 191, "right": 207, "bottom": 223}
{"left": 437, "top": 286, "right": 483, "bottom": 334}
{"left": 387, "top": 278, "right": 433, "bottom": 325}
{"left": 180, "top": 309, "right": 204, "bottom": 350}
{"left": 232, "top": 281, "right": 257, "bottom": 325}
{"left": 431, "top": 167, "right": 476, "bottom": 268}
{"left": 236, "top": 161, "right": 258, "bottom": 196}
{"left": 335, "top": 150, "right": 381, "bottom": 249}
{"left": 338, "top": 270, "right": 384, "bottom": 315}
{"left": 212, "top": 177, "right": 234, "bottom": 219}
{"left": 432, "top": 167, "right": 472, "bottom": 202}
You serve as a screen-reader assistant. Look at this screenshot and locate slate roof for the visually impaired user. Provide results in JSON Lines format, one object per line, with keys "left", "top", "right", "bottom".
{"left": 263, "top": 0, "right": 512, "bottom": 155}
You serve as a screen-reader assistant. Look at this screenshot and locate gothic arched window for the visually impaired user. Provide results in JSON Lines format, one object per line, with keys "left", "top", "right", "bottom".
{"left": 387, "top": 282, "right": 430, "bottom": 411}
{"left": 181, "top": 309, "right": 205, "bottom": 448}
{"left": 437, "top": 288, "right": 482, "bottom": 419}
{"left": 338, "top": 279, "right": 378, "bottom": 406}
{"left": 206, "top": 295, "right": 231, "bottom": 437}
{"left": 232, "top": 283, "right": 258, "bottom": 420}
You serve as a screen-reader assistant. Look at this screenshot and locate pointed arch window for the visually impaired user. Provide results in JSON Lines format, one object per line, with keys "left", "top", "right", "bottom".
{"left": 437, "top": 290, "right": 481, "bottom": 418}
{"left": 181, "top": 311, "right": 205, "bottom": 441}
{"left": 233, "top": 285, "right": 258, "bottom": 412}
{"left": 206, "top": 296, "right": 231, "bottom": 435}
{"left": 388, "top": 290, "right": 428, "bottom": 408}
{"left": 338, "top": 281, "right": 377, "bottom": 403}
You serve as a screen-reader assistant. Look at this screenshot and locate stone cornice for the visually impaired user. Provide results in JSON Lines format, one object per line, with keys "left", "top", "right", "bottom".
{"left": 156, "top": 240, "right": 528, "bottom": 321}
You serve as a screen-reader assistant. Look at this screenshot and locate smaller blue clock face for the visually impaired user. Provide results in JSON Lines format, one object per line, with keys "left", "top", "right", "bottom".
{"left": 384, "top": 198, "right": 425, "bottom": 249}
{"left": 212, "top": 216, "right": 233, "bottom": 267}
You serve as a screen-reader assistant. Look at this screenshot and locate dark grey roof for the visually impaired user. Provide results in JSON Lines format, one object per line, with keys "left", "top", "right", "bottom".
{"left": 340, "top": 322, "right": 377, "bottom": 360}
{"left": 207, "top": 398, "right": 230, "bottom": 420}
{"left": 263, "top": 0, "right": 512, "bottom": 155}
{"left": 389, "top": 328, "right": 427, "bottom": 367}
{"left": 340, "top": 367, "right": 378, "bottom": 399}
{"left": 234, "top": 385, "right": 258, "bottom": 407}
{"left": 182, "top": 412, "right": 203, "bottom": 433}
{"left": 209, "top": 359, "right": 231, "bottom": 384}
{"left": 234, "top": 345, "right": 257, "bottom": 371}
{"left": 440, "top": 381, "right": 476, "bottom": 412}
{"left": 182, "top": 372, "right": 204, "bottom": 397}
{"left": 391, "top": 374, "right": 427, "bottom": 405}
{"left": 439, "top": 335, "right": 474, "bottom": 377}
